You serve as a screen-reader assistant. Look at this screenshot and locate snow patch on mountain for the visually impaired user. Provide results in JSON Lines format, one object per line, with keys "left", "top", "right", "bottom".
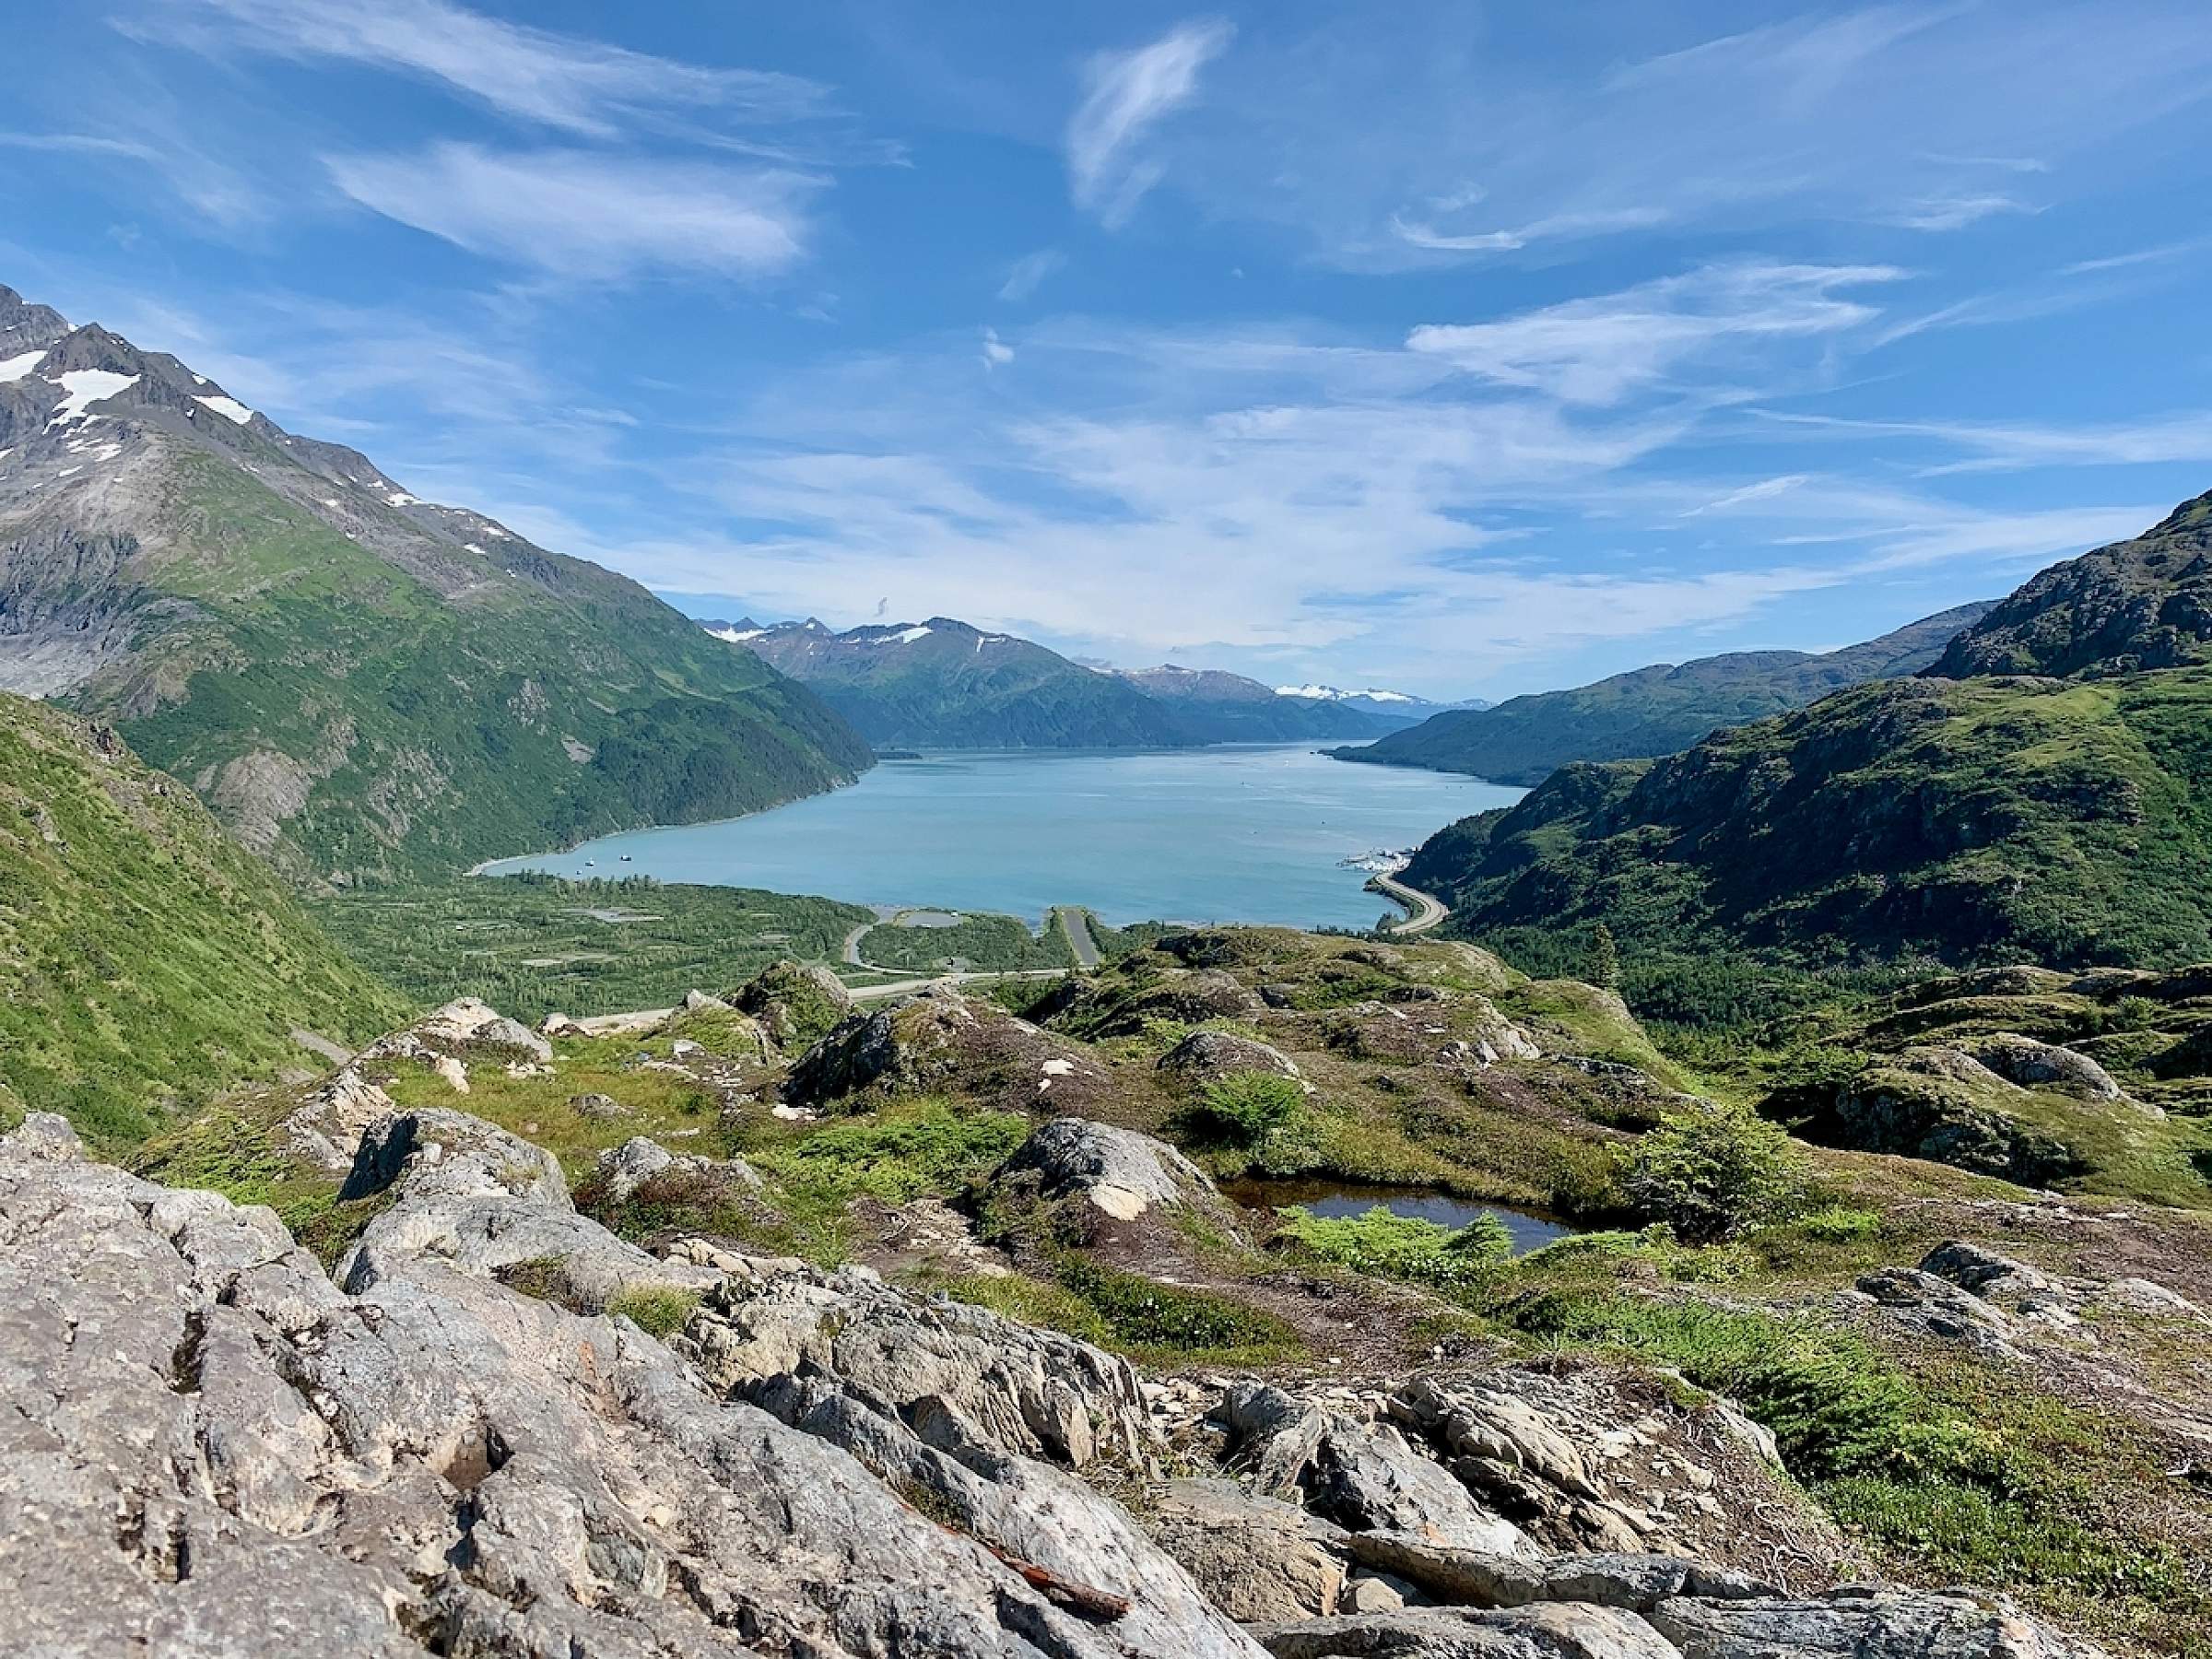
{"left": 193, "top": 394, "right": 253, "bottom": 425}
{"left": 0, "top": 348, "right": 46, "bottom": 382}
{"left": 44, "top": 370, "right": 138, "bottom": 428}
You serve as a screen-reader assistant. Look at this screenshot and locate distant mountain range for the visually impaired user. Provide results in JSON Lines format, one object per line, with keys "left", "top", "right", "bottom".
{"left": 0, "top": 283, "right": 868, "bottom": 883}
{"left": 1403, "top": 494, "right": 2212, "bottom": 969}
{"left": 1334, "top": 602, "right": 1994, "bottom": 786}
{"left": 700, "top": 615, "right": 1428, "bottom": 748}
{"left": 1274, "top": 683, "right": 1488, "bottom": 720}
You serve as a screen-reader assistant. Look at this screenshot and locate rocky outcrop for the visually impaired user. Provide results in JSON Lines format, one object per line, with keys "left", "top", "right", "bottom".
{"left": 1159, "top": 1029, "right": 1304, "bottom": 1085}
{"left": 681, "top": 1263, "right": 1159, "bottom": 1472}
{"left": 0, "top": 1113, "right": 1259, "bottom": 1657}
{"left": 729, "top": 959, "right": 852, "bottom": 1048}
{"left": 1253, "top": 1583, "right": 2104, "bottom": 1659}
{"left": 786, "top": 985, "right": 1113, "bottom": 1114}
{"left": 1816, "top": 1050, "right": 2086, "bottom": 1185}
{"left": 1857, "top": 1239, "right": 2207, "bottom": 1350}
{"left": 1967, "top": 1033, "right": 2133, "bottom": 1105}
{"left": 590, "top": 1135, "right": 762, "bottom": 1204}
{"left": 335, "top": 1108, "right": 720, "bottom": 1311}
{"left": 1218, "top": 1383, "right": 1533, "bottom": 1558}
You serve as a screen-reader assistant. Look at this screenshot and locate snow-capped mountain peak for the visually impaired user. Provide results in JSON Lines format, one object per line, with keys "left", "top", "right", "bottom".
{"left": 1274, "top": 683, "right": 1418, "bottom": 704}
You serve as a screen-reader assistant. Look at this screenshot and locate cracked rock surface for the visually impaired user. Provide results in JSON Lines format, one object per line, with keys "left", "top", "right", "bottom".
{"left": 0, "top": 1112, "right": 1259, "bottom": 1658}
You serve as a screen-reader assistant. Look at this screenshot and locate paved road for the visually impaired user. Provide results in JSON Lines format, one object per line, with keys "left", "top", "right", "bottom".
{"left": 1372, "top": 872, "right": 1450, "bottom": 935}
{"left": 1051, "top": 906, "right": 1102, "bottom": 969}
{"left": 848, "top": 967, "right": 1071, "bottom": 1003}
{"left": 840, "top": 921, "right": 875, "bottom": 967}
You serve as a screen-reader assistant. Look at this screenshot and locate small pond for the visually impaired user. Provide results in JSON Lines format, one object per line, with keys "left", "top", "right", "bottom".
{"left": 1223, "top": 1179, "right": 1572, "bottom": 1255}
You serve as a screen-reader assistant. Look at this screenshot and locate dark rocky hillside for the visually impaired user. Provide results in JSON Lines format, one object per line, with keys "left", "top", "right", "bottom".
{"left": 1927, "top": 489, "right": 2212, "bottom": 678}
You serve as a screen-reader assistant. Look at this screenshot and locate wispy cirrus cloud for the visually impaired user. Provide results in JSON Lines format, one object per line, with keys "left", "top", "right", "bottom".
{"left": 124, "top": 0, "right": 832, "bottom": 137}
{"left": 325, "top": 144, "right": 822, "bottom": 279}
{"left": 0, "top": 129, "right": 262, "bottom": 226}
{"left": 997, "top": 248, "right": 1065, "bottom": 301}
{"left": 1066, "top": 19, "right": 1233, "bottom": 227}
{"left": 1406, "top": 262, "right": 1901, "bottom": 406}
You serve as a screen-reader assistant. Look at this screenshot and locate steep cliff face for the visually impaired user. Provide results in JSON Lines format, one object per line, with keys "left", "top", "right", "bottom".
{"left": 0, "top": 284, "right": 869, "bottom": 884}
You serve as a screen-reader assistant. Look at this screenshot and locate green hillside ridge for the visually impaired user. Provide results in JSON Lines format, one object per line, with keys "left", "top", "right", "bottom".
{"left": 1336, "top": 601, "right": 1993, "bottom": 785}
{"left": 0, "top": 692, "right": 406, "bottom": 1144}
{"left": 1403, "top": 495, "right": 2212, "bottom": 979}
{"left": 0, "top": 286, "right": 871, "bottom": 884}
{"left": 1406, "top": 666, "right": 2212, "bottom": 971}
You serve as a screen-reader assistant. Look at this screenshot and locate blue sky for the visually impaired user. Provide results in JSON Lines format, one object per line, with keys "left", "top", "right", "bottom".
{"left": 7, "top": 1, "right": 2212, "bottom": 700}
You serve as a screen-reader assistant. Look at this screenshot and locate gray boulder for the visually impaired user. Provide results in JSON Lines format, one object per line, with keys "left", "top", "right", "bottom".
{"left": 1218, "top": 1384, "right": 1531, "bottom": 1559}
{"left": 1159, "top": 1029, "right": 1303, "bottom": 1085}
{"left": 1144, "top": 1479, "right": 1349, "bottom": 1619}
{"left": 681, "top": 1263, "right": 1159, "bottom": 1472}
{"left": 1968, "top": 1033, "right": 2133, "bottom": 1105}
{"left": 589, "top": 1135, "right": 761, "bottom": 1204}
{"left": 990, "top": 1115, "right": 1236, "bottom": 1228}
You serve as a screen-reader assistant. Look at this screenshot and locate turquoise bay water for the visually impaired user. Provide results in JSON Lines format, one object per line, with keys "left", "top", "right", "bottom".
{"left": 484, "top": 746, "right": 1519, "bottom": 930}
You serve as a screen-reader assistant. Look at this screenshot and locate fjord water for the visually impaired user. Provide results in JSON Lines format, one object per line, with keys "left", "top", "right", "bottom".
{"left": 485, "top": 746, "right": 1518, "bottom": 929}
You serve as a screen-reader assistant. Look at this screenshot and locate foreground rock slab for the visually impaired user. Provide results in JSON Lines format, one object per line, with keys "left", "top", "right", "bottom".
{"left": 0, "top": 1113, "right": 1260, "bottom": 1658}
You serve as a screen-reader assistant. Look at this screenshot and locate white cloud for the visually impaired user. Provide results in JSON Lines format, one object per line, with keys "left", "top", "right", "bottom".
{"left": 997, "top": 248, "right": 1065, "bottom": 301}
{"left": 1878, "top": 192, "right": 2033, "bottom": 231}
{"left": 1389, "top": 205, "right": 1671, "bottom": 254}
{"left": 127, "top": 0, "right": 830, "bottom": 137}
{"left": 980, "top": 327, "right": 1014, "bottom": 370}
{"left": 1136, "top": 2, "right": 2212, "bottom": 271}
{"left": 1406, "top": 263, "right": 1901, "bottom": 406}
{"left": 0, "top": 129, "right": 262, "bottom": 227}
{"left": 324, "top": 144, "right": 820, "bottom": 279}
{"left": 1066, "top": 19, "right": 1233, "bottom": 227}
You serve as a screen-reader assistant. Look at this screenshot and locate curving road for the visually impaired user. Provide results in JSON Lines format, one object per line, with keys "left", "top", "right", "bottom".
{"left": 1372, "top": 872, "right": 1450, "bottom": 935}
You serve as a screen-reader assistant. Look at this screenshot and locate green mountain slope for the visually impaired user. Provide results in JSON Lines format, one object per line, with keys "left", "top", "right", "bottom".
{"left": 0, "top": 286, "right": 870, "bottom": 883}
{"left": 0, "top": 692, "right": 407, "bottom": 1143}
{"left": 732, "top": 616, "right": 1194, "bottom": 748}
{"left": 1404, "top": 496, "right": 2212, "bottom": 972}
{"left": 726, "top": 617, "right": 1418, "bottom": 748}
{"left": 1338, "top": 602, "right": 1992, "bottom": 785}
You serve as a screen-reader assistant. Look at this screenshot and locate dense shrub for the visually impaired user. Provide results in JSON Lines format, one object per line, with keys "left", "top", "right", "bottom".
{"left": 1621, "top": 1100, "right": 1806, "bottom": 1241}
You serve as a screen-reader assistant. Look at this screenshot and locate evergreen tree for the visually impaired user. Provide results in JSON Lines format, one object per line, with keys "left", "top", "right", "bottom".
{"left": 1588, "top": 923, "right": 1620, "bottom": 990}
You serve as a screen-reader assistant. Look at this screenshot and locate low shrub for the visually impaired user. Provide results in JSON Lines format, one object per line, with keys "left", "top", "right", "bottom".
{"left": 1180, "top": 1070, "right": 1326, "bottom": 1176}
{"left": 606, "top": 1285, "right": 701, "bottom": 1339}
{"left": 1277, "top": 1204, "right": 1512, "bottom": 1287}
